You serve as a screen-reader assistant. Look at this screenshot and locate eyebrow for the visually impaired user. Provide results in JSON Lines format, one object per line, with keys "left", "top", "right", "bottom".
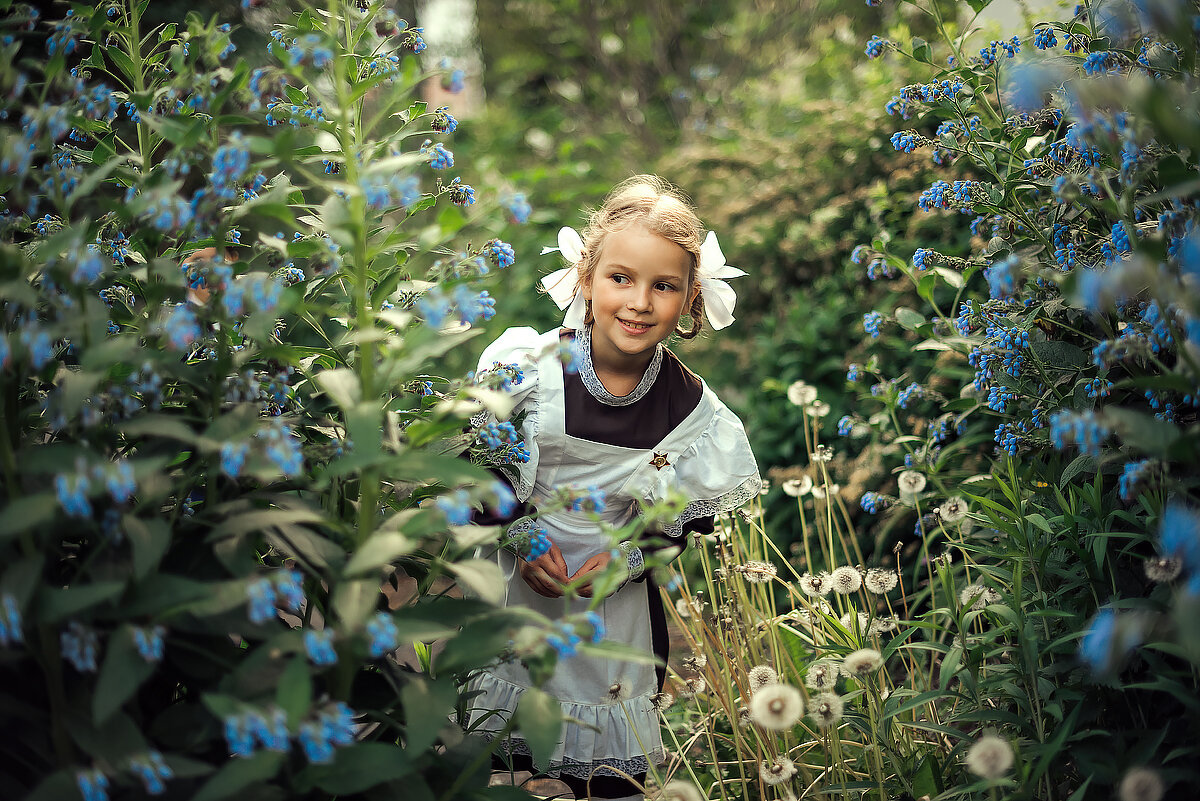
{"left": 600, "top": 263, "right": 687, "bottom": 282}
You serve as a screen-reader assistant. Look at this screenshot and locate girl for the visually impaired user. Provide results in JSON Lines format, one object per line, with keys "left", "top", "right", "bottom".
{"left": 466, "top": 176, "right": 761, "bottom": 800}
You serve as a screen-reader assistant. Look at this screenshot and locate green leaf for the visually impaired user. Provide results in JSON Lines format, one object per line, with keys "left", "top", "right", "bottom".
{"left": 894, "top": 307, "right": 926, "bottom": 331}
{"left": 192, "top": 751, "right": 286, "bottom": 801}
{"left": 515, "top": 688, "right": 562, "bottom": 770}
{"left": 401, "top": 675, "right": 459, "bottom": 753}
{"left": 344, "top": 531, "right": 418, "bottom": 577}
{"left": 314, "top": 367, "right": 362, "bottom": 410}
{"left": 0, "top": 494, "right": 57, "bottom": 539}
{"left": 911, "top": 37, "right": 932, "bottom": 63}
{"left": 39, "top": 581, "right": 125, "bottom": 623}
{"left": 301, "top": 742, "right": 413, "bottom": 794}
{"left": 125, "top": 516, "right": 171, "bottom": 581}
{"left": 93, "top": 625, "right": 156, "bottom": 724}
{"left": 275, "top": 657, "right": 313, "bottom": 725}
{"left": 333, "top": 578, "right": 378, "bottom": 631}
{"left": 1030, "top": 340, "right": 1087, "bottom": 369}
{"left": 447, "top": 559, "right": 506, "bottom": 606}
{"left": 1105, "top": 406, "right": 1181, "bottom": 457}
{"left": 1059, "top": 454, "right": 1097, "bottom": 487}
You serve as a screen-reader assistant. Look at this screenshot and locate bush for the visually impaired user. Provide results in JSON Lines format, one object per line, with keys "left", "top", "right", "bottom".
{"left": 0, "top": 2, "right": 583, "bottom": 798}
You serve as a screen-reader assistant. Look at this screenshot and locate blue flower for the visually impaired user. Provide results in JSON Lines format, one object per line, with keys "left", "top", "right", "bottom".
{"left": 366, "top": 612, "right": 399, "bottom": 658}
{"left": 526, "top": 526, "right": 552, "bottom": 561}
{"left": 1160, "top": 504, "right": 1200, "bottom": 575}
{"left": 837, "top": 415, "right": 854, "bottom": 436}
{"left": 445, "top": 68, "right": 465, "bottom": 93}
{"left": 61, "top": 622, "right": 99, "bottom": 672}
{"left": 246, "top": 577, "right": 278, "bottom": 624}
{"left": 299, "top": 720, "right": 333, "bottom": 763}
{"left": 986, "top": 256, "right": 1019, "bottom": 300}
{"left": 452, "top": 286, "right": 496, "bottom": 324}
{"left": 431, "top": 105, "right": 458, "bottom": 133}
{"left": 162, "top": 305, "right": 201, "bottom": 351}
{"left": 55, "top": 473, "right": 92, "bottom": 517}
{"left": 571, "top": 485, "right": 607, "bottom": 513}
{"left": 865, "top": 35, "right": 890, "bottom": 59}
{"left": 503, "top": 192, "right": 532, "bottom": 224}
{"left": 846, "top": 363, "right": 861, "bottom": 382}
{"left": 437, "top": 488, "right": 473, "bottom": 526}
{"left": 132, "top": 625, "right": 165, "bottom": 662}
{"left": 863, "top": 311, "right": 883, "bottom": 338}
{"left": 105, "top": 460, "right": 136, "bottom": 503}
{"left": 76, "top": 769, "right": 109, "bottom": 801}
{"left": 255, "top": 423, "right": 303, "bottom": 476}
{"left": 1048, "top": 410, "right": 1110, "bottom": 457}
{"left": 0, "top": 593, "right": 23, "bottom": 647}
{"left": 224, "top": 713, "right": 256, "bottom": 757}
{"left": 418, "top": 287, "right": 451, "bottom": 327}
{"left": 304, "top": 628, "right": 338, "bottom": 666}
{"left": 446, "top": 177, "right": 476, "bottom": 206}
{"left": 421, "top": 139, "right": 454, "bottom": 169}
{"left": 860, "top": 492, "right": 887, "bottom": 514}
{"left": 1078, "top": 608, "right": 1117, "bottom": 672}
{"left": 491, "top": 480, "right": 517, "bottom": 517}
{"left": 585, "top": 611, "right": 605, "bottom": 643}
{"left": 1033, "top": 26, "right": 1057, "bottom": 49}
{"left": 483, "top": 239, "right": 516, "bottom": 269}
{"left": 128, "top": 751, "right": 173, "bottom": 795}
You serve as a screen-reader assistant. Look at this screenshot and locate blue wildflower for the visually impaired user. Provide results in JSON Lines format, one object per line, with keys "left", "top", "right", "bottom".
{"left": 421, "top": 139, "right": 453, "bottom": 169}
{"left": 55, "top": 473, "right": 92, "bottom": 517}
{"left": 61, "top": 622, "right": 99, "bottom": 672}
{"left": 585, "top": 611, "right": 605, "bottom": 643}
{"left": 860, "top": 491, "right": 888, "bottom": 513}
{"left": 76, "top": 770, "right": 109, "bottom": 801}
{"left": 446, "top": 177, "right": 476, "bottom": 206}
{"left": 246, "top": 577, "right": 278, "bottom": 624}
{"left": 503, "top": 192, "right": 532, "bottom": 223}
{"left": 1160, "top": 504, "right": 1200, "bottom": 575}
{"left": 483, "top": 239, "right": 516, "bottom": 269}
{"left": 491, "top": 480, "right": 517, "bottom": 517}
{"left": 837, "top": 415, "right": 854, "bottom": 436}
{"left": 1118, "top": 460, "right": 1152, "bottom": 502}
{"left": 0, "top": 593, "right": 24, "bottom": 647}
{"left": 863, "top": 311, "right": 883, "bottom": 338}
{"left": 865, "top": 35, "right": 889, "bottom": 59}
{"left": 986, "top": 256, "right": 1019, "bottom": 300}
{"left": 128, "top": 751, "right": 173, "bottom": 795}
{"left": 275, "top": 569, "right": 304, "bottom": 612}
{"left": 846, "top": 363, "right": 861, "bottom": 382}
{"left": 366, "top": 612, "right": 398, "bottom": 658}
{"left": 431, "top": 105, "right": 458, "bottom": 133}
{"left": 224, "top": 713, "right": 255, "bottom": 758}
{"left": 437, "top": 488, "right": 473, "bottom": 526}
{"left": 304, "top": 628, "right": 338, "bottom": 666}
{"left": 1034, "top": 26, "right": 1057, "bottom": 49}
{"left": 132, "top": 625, "right": 165, "bottom": 662}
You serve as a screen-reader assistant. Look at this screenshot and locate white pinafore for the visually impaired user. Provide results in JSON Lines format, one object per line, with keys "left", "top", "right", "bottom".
{"left": 465, "top": 327, "right": 762, "bottom": 783}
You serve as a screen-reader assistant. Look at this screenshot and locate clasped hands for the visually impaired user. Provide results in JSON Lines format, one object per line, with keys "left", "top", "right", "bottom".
{"left": 518, "top": 542, "right": 614, "bottom": 598}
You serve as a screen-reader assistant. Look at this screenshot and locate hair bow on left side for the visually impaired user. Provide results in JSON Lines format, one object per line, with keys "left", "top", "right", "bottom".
{"left": 697, "top": 231, "right": 747, "bottom": 330}
{"left": 539, "top": 227, "right": 588, "bottom": 329}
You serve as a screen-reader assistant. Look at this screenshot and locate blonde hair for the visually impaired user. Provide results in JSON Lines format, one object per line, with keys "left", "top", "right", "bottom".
{"left": 575, "top": 175, "right": 707, "bottom": 339}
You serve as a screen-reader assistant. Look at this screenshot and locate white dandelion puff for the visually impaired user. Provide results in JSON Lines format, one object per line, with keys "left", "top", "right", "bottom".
{"left": 864, "top": 567, "right": 898, "bottom": 594}
{"left": 830, "top": 565, "right": 863, "bottom": 594}
{"left": 959, "top": 582, "right": 1002, "bottom": 610}
{"left": 781, "top": 476, "right": 813, "bottom": 497}
{"left": 839, "top": 611, "right": 869, "bottom": 633}
{"left": 808, "top": 691, "right": 844, "bottom": 730}
{"left": 965, "top": 733, "right": 1014, "bottom": 779}
{"left": 651, "top": 692, "right": 675, "bottom": 712}
{"left": 1118, "top": 766, "right": 1165, "bottom": 801}
{"left": 760, "top": 755, "right": 797, "bottom": 785}
{"left": 787, "top": 380, "right": 818, "bottom": 406}
{"left": 736, "top": 561, "right": 777, "bottom": 584}
{"left": 736, "top": 705, "right": 751, "bottom": 727}
{"left": 938, "top": 496, "right": 969, "bottom": 523}
{"left": 805, "top": 660, "right": 839, "bottom": 691}
{"left": 682, "top": 653, "right": 707, "bottom": 672}
{"left": 661, "top": 780, "right": 705, "bottom": 801}
{"left": 680, "top": 676, "right": 706, "bottom": 697}
{"left": 799, "top": 572, "right": 832, "bottom": 596}
{"left": 1144, "top": 557, "right": 1181, "bottom": 583}
{"left": 748, "top": 664, "right": 777, "bottom": 692}
{"left": 812, "top": 444, "right": 835, "bottom": 463}
{"left": 897, "top": 470, "right": 927, "bottom": 496}
{"left": 806, "top": 400, "right": 831, "bottom": 418}
{"left": 868, "top": 616, "right": 900, "bottom": 636}
{"left": 841, "top": 648, "right": 883, "bottom": 679}
{"left": 748, "top": 684, "right": 804, "bottom": 730}
{"left": 674, "top": 597, "right": 693, "bottom": 618}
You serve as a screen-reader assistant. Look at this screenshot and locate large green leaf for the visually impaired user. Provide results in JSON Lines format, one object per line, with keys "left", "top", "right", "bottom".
{"left": 192, "top": 751, "right": 286, "bottom": 801}
{"left": 299, "top": 742, "right": 413, "bottom": 794}
{"left": 38, "top": 581, "right": 125, "bottom": 623}
{"left": 401, "top": 675, "right": 459, "bottom": 754}
{"left": 93, "top": 625, "right": 156, "bottom": 724}
{"left": 515, "top": 688, "right": 562, "bottom": 770}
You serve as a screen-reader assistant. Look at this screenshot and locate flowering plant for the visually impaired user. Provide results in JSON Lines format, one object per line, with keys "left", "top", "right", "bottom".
{"left": 0, "top": 1, "right": 592, "bottom": 797}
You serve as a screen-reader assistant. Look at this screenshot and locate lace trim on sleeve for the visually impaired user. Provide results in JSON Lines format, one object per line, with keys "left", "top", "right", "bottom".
{"left": 663, "top": 474, "right": 763, "bottom": 538}
{"left": 618, "top": 541, "right": 645, "bottom": 583}
{"left": 500, "top": 516, "right": 540, "bottom": 555}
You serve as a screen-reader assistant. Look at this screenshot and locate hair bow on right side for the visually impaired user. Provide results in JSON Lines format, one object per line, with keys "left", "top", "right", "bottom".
{"left": 697, "top": 231, "right": 747, "bottom": 330}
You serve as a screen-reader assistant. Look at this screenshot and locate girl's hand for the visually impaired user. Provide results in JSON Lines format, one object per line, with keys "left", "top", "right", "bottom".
{"left": 518, "top": 542, "right": 569, "bottom": 598}
{"left": 570, "top": 551, "right": 614, "bottom": 598}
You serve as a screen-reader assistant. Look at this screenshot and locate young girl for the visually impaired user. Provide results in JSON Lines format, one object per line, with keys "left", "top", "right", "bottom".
{"left": 466, "top": 176, "right": 761, "bottom": 800}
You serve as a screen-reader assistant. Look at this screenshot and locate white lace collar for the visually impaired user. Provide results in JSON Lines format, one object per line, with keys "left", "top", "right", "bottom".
{"left": 576, "top": 325, "right": 664, "bottom": 407}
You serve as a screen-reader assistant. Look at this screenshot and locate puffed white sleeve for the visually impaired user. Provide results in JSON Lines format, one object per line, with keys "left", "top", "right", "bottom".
{"left": 472, "top": 327, "right": 544, "bottom": 502}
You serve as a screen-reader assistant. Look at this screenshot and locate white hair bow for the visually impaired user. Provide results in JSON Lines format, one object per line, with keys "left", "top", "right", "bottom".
{"left": 540, "top": 227, "right": 746, "bottom": 331}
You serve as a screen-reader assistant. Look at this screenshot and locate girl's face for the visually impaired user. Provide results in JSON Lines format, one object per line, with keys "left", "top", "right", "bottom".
{"left": 583, "top": 223, "right": 696, "bottom": 366}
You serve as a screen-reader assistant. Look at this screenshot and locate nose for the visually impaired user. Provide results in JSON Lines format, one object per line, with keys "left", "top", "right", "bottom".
{"left": 627, "top": 283, "right": 652, "bottom": 312}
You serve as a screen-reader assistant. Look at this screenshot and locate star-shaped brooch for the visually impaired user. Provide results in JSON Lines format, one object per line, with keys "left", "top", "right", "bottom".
{"left": 649, "top": 451, "right": 671, "bottom": 471}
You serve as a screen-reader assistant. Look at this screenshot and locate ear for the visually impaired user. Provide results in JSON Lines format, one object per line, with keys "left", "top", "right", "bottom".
{"left": 686, "top": 282, "right": 700, "bottom": 309}
{"left": 581, "top": 271, "right": 593, "bottom": 301}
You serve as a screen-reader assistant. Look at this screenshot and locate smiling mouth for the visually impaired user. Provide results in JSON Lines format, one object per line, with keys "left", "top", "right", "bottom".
{"left": 618, "top": 318, "right": 653, "bottom": 331}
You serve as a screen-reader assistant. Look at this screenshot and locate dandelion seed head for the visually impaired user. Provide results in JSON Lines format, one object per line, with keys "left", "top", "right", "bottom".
{"left": 939, "top": 496, "right": 969, "bottom": 523}
{"left": 675, "top": 597, "right": 694, "bottom": 618}
{"left": 682, "top": 653, "right": 707, "bottom": 672}
{"left": 831, "top": 565, "right": 863, "bottom": 594}
{"left": 805, "top": 660, "right": 839, "bottom": 691}
{"left": 799, "top": 572, "right": 832, "bottom": 596}
{"left": 661, "top": 780, "right": 705, "bottom": 801}
{"left": 809, "top": 691, "right": 844, "bottom": 730}
{"left": 864, "top": 567, "right": 898, "bottom": 594}
{"left": 651, "top": 692, "right": 675, "bottom": 712}
{"left": 781, "top": 476, "right": 813, "bottom": 496}
{"left": 787, "top": 380, "right": 818, "bottom": 406}
{"left": 807, "top": 400, "right": 831, "bottom": 418}
{"left": 965, "top": 733, "right": 1014, "bottom": 779}
{"left": 760, "top": 755, "right": 797, "bottom": 785}
{"left": 839, "top": 611, "right": 869, "bottom": 633}
{"left": 841, "top": 648, "right": 883, "bottom": 678}
{"left": 748, "top": 664, "right": 777, "bottom": 692}
{"left": 748, "top": 684, "right": 804, "bottom": 730}
{"left": 960, "top": 582, "right": 1002, "bottom": 610}
{"left": 736, "top": 561, "right": 777, "bottom": 584}
{"left": 1144, "top": 557, "right": 1181, "bottom": 583}
{"left": 737, "top": 705, "right": 751, "bottom": 727}
{"left": 898, "top": 470, "right": 927, "bottom": 495}
{"left": 1118, "top": 766, "right": 1164, "bottom": 801}
{"left": 607, "top": 681, "right": 630, "bottom": 701}
{"left": 869, "top": 616, "right": 900, "bottom": 636}
{"left": 681, "top": 676, "right": 706, "bottom": 697}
